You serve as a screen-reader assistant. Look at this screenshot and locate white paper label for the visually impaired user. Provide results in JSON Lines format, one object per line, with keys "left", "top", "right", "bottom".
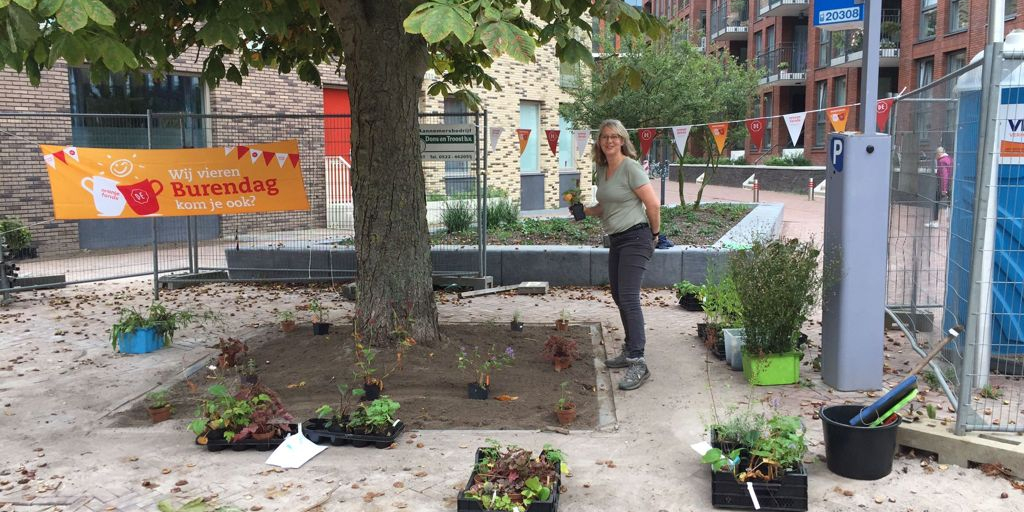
{"left": 747, "top": 481, "right": 761, "bottom": 510}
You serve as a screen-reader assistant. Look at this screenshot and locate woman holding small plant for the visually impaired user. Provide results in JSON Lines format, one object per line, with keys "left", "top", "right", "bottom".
{"left": 573, "top": 119, "right": 660, "bottom": 391}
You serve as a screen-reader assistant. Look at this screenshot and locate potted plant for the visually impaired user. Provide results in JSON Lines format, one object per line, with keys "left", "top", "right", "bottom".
{"left": 510, "top": 310, "right": 524, "bottom": 332}
{"left": 698, "top": 270, "right": 743, "bottom": 360}
{"left": 310, "top": 298, "right": 330, "bottom": 335}
{"left": 458, "top": 440, "right": 564, "bottom": 511}
{"left": 555, "top": 309, "right": 571, "bottom": 331}
{"left": 188, "top": 384, "right": 251, "bottom": 444}
{"left": 457, "top": 344, "right": 516, "bottom": 400}
{"left": 347, "top": 396, "right": 401, "bottom": 437}
{"left": 239, "top": 357, "right": 258, "bottom": 387}
{"left": 278, "top": 310, "right": 296, "bottom": 332}
{"left": 542, "top": 335, "right": 580, "bottom": 372}
{"left": 777, "top": 61, "right": 789, "bottom": 72}
{"left": 702, "top": 414, "right": 808, "bottom": 511}
{"left": 353, "top": 343, "right": 384, "bottom": 400}
{"left": 730, "top": 239, "right": 821, "bottom": 386}
{"left": 706, "top": 407, "right": 766, "bottom": 456}
{"left": 311, "top": 383, "right": 364, "bottom": 435}
{"left": 236, "top": 389, "right": 294, "bottom": 442}
{"left": 563, "top": 182, "right": 585, "bottom": 221}
{"left": 555, "top": 381, "right": 576, "bottom": 426}
{"left": 110, "top": 302, "right": 199, "bottom": 354}
{"left": 216, "top": 337, "right": 248, "bottom": 369}
{"left": 674, "top": 280, "right": 704, "bottom": 311}
{"left": 146, "top": 390, "right": 172, "bottom": 424}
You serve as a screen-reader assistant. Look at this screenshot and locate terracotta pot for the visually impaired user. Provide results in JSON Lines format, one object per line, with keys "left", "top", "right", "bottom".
{"left": 555, "top": 319, "right": 569, "bottom": 331}
{"left": 280, "top": 320, "right": 296, "bottom": 332}
{"left": 147, "top": 405, "right": 171, "bottom": 424}
{"left": 252, "top": 431, "right": 275, "bottom": 441}
{"left": 556, "top": 405, "right": 577, "bottom": 426}
{"left": 553, "top": 355, "right": 573, "bottom": 372}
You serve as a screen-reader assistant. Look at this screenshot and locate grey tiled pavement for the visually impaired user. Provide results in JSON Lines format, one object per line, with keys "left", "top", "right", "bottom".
{"left": 1, "top": 185, "right": 1021, "bottom": 511}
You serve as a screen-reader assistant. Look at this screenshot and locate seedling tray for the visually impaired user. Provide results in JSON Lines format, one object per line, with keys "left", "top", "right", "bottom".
{"left": 710, "top": 462, "right": 808, "bottom": 511}
{"left": 194, "top": 424, "right": 301, "bottom": 452}
{"left": 302, "top": 419, "right": 406, "bottom": 448}
{"left": 456, "top": 448, "right": 561, "bottom": 512}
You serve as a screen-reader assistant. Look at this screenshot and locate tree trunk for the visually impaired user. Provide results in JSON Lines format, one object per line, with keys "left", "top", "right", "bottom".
{"left": 693, "top": 132, "right": 716, "bottom": 210}
{"left": 324, "top": 1, "right": 440, "bottom": 347}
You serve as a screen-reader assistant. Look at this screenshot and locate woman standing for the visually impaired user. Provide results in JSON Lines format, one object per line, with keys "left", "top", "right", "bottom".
{"left": 577, "top": 119, "right": 661, "bottom": 391}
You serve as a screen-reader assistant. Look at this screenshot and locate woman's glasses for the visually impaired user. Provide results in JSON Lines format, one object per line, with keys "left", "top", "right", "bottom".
{"left": 599, "top": 135, "right": 621, "bottom": 141}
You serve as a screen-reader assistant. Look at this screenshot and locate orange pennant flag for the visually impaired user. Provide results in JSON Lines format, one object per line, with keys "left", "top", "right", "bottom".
{"left": 515, "top": 129, "right": 532, "bottom": 156}
{"left": 827, "top": 106, "right": 850, "bottom": 133}
{"left": 708, "top": 122, "right": 729, "bottom": 154}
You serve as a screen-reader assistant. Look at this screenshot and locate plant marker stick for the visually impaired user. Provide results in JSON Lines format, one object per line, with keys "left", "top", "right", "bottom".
{"left": 746, "top": 481, "right": 761, "bottom": 510}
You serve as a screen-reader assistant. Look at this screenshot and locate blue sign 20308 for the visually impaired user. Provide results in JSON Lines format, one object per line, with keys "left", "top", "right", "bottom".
{"left": 813, "top": 0, "right": 864, "bottom": 30}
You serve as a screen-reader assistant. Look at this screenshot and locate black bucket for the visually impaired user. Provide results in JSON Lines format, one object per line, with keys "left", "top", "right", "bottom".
{"left": 820, "top": 404, "right": 902, "bottom": 480}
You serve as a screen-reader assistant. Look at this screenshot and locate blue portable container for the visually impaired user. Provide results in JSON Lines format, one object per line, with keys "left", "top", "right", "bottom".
{"left": 117, "top": 327, "right": 163, "bottom": 354}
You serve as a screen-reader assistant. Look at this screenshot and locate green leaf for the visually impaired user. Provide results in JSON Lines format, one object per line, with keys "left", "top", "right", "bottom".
{"left": 226, "top": 64, "right": 242, "bottom": 85}
{"left": 55, "top": 0, "right": 87, "bottom": 32}
{"left": 26, "top": 54, "right": 39, "bottom": 85}
{"left": 61, "top": 31, "right": 85, "bottom": 64}
{"left": 406, "top": 3, "right": 474, "bottom": 44}
{"left": 9, "top": 4, "right": 41, "bottom": 47}
{"left": 13, "top": 0, "right": 36, "bottom": 10}
{"left": 81, "top": 0, "right": 114, "bottom": 26}
{"left": 156, "top": 500, "right": 175, "bottom": 512}
{"left": 560, "top": 38, "right": 592, "bottom": 66}
{"left": 32, "top": 39, "right": 46, "bottom": 63}
{"left": 296, "top": 60, "right": 320, "bottom": 86}
{"left": 0, "top": 1, "right": 10, "bottom": 8}
{"left": 36, "top": 0, "right": 63, "bottom": 17}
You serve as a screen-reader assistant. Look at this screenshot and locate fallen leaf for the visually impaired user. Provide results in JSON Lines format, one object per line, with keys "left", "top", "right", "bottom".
{"left": 393, "top": 481, "right": 404, "bottom": 488}
{"left": 363, "top": 491, "right": 384, "bottom": 503}
{"left": 161, "top": 468, "right": 171, "bottom": 475}
{"left": 494, "top": 394, "right": 518, "bottom": 401}
{"left": 414, "top": 471, "right": 428, "bottom": 477}
{"left": 286, "top": 381, "right": 306, "bottom": 389}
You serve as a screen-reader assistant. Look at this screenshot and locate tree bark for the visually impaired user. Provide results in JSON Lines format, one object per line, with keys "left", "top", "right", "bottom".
{"left": 324, "top": 0, "right": 440, "bottom": 347}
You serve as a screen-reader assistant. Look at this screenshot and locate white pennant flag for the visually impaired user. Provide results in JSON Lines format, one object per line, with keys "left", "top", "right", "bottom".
{"left": 249, "top": 148, "right": 263, "bottom": 164}
{"left": 64, "top": 146, "right": 79, "bottom": 161}
{"left": 488, "top": 127, "right": 503, "bottom": 153}
{"left": 43, "top": 153, "right": 55, "bottom": 168}
{"left": 671, "top": 125, "right": 692, "bottom": 156}
{"left": 276, "top": 153, "right": 288, "bottom": 167}
{"left": 574, "top": 130, "right": 590, "bottom": 160}
{"left": 224, "top": 146, "right": 235, "bottom": 156}
{"left": 784, "top": 112, "right": 807, "bottom": 147}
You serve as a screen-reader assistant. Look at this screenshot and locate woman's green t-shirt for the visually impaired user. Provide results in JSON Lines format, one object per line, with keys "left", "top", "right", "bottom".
{"left": 595, "top": 157, "right": 650, "bottom": 235}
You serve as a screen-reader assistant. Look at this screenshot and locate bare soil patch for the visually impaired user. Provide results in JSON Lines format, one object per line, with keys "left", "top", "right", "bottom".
{"left": 111, "top": 323, "right": 601, "bottom": 431}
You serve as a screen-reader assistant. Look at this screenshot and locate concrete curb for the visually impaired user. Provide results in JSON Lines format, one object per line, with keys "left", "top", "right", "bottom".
{"left": 224, "top": 203, "right": 785, "bottom": 286}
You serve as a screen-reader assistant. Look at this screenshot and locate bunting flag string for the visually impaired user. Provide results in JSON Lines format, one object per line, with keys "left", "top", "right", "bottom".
{"left": 489, "top": 127, "right": 504, "bottom": 154}
{"left": 826, "top": 106, "right": 850, "bottom": 133}
{"left": 708, "top": 123, "right": 729, "bottom": 154}
{"left": 745, "top": 118, "right": 766, "bottom": 149}
{"left": 876, "top": 98, "right": 895, "bottom": 132}
{"left": 573, "top": 130, "right": 590, "bottom": 160}
{"left": 671, "top": 125, "right": 691, "bottom": 157}
{"left": 783, "top": 112, "right": 807, "bottom": 147}
{"left": 637, "top": 128, "right": 657, "bottom": 159}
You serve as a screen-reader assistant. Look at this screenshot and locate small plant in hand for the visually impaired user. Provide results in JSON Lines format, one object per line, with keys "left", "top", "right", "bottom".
{"left": 458, "top": 343, "right": 515, "bottom": 389}
{"left": 543, "top": 335, "right": 580, "bottom": 371}
{"left": 564, "top": 184, "right": 585, "bottom": 221}
{"left": 462, "top": 439, "right": 563, "bottom": 510}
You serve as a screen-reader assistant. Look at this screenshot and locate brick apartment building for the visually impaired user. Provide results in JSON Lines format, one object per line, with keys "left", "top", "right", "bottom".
{"left": 0, "top": 42, "right": 579, "bottom": 252}
{"left": 647, "top": 0, "right": 1022, "bottom": 164}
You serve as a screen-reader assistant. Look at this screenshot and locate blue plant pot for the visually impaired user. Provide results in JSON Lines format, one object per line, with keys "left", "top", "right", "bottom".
{"left": 118, "top": 327, "right": 163, "bottom": 354}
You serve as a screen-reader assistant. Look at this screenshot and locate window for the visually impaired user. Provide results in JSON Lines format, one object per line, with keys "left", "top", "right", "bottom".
{"left": 519, "top": 101, "right": 541, "bottom": 173}
{"left": 444, "top": 97, "right": 471, "bottom": 195}
{"left": 763, "top": 93, "right": 773, "bottom": 150}
{"left": 68, "top": 68, "right": 205, "bottom": 149}
{"left": 559, "top": 61, "right": 580, "bottom": 88}
{"left": 833, "top": 76, "right": 846, "bottom": 108}
{"left": 917, "top": 58, "right": 934, "bottom": 87}
{"left": 818, "top": 29, "right": 830, "bottom": 68}
{"left": 946, "top": 50, "right": 967, "bottom": 74}
{"left": 949, "top": 0, "right": 968, "bottom": 32}
{"left": 814, "top": 81, "right": 827, "bottom": 147}
{"left": 920, "top": 0, "right": 937, "bottom": 40}
{"left": 766, "top": 24, "right": 776, "bottom": 50}
{"left": 1008, "top": 0, "right": 1018, "bottom": 16}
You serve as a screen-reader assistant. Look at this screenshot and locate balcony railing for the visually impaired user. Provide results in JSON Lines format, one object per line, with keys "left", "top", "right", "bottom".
{"left": 829, "top": 11, "right": 901, "bottom": 67}
{"left": 711, "top": 1, "right": 749, "bottom": 41}
{"left": 756, "top": 43, "right": 808, "bottom": 84}
{"left": 758, "top": 0, "right": 810, "bottom": 18}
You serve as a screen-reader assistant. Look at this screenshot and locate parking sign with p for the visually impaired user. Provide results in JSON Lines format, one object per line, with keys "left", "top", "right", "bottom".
{"left": 830, "top": 135, "right": 845, "bottom": 173}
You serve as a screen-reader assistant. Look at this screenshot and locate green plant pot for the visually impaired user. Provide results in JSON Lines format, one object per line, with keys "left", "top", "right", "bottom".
{"left": 742, "top": 350, "right": 801, "bottom": 386}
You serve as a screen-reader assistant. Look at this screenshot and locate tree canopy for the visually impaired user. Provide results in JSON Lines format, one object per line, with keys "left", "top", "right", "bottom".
{"left": 0, "top": 0, "right": 667, "bottom": 346}
{"left": 559, "top": 24, "right": 760, "bottom": 208}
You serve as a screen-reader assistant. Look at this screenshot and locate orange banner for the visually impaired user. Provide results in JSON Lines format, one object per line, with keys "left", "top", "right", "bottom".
{"left": 709, "top": 123, "right": 729, "bottom": 154}
{"left": 516, "top": 129, "right": 531, "bottom": 156}
{"left": 41, "top": 140, "right": 309, "bottom": 220}
{"left": 827, "top": 106, "right": 850, "bottom": 133}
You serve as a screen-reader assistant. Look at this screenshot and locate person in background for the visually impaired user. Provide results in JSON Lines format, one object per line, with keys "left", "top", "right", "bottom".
{"left": 574, "top": 119, "right": 661, "bottom": 391}
{"left": 928, "top": 147, "right": 952, "bottom": 228}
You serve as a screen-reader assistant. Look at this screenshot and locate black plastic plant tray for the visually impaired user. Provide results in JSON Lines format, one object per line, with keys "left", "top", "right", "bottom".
{"left": 302, "top": 419, "right": 406, "bottom": 448}
{"left": 456, "top": 448, "right": 561, "bottom": 512}
{"left": 195, "top": 424, "right": 301, "bottom": 452}
{"left": 710, "top": 462, "right": 808, "bottom": 511}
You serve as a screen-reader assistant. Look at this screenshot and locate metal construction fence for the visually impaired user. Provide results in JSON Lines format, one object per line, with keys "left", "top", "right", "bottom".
{"left": 888, "top": 47, "right": 1024, "bottom": 434}
{"left": 0, "top": 111, "right": 488, "bottom": 297}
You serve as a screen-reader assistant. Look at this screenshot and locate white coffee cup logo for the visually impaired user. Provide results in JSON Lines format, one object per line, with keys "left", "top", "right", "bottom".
{"left": 81, "top": 176, "right": 127, "bottom": 217}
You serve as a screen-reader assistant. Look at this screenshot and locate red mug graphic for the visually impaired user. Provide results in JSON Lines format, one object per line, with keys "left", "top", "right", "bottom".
{"left": 117, "top": 179, "right": 164, "bottom": 216}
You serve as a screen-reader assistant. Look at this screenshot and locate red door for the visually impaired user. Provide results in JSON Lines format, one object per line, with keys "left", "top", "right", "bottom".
{"left": 323, "top": 88, "right": 351, "bottom": 159}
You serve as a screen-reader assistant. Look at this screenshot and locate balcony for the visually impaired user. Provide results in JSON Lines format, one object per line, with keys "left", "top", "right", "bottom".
{"left": 711, "top": 2, "right": 749, "bottom": 41}
{"left": 757, "top": 0, "right": 810, "bottom": 18}
{"left": 756, "top": 44, "right": 808, "bottom": 87}
{"left": 828, "top": 11, "right": 901, "bottom": 68}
